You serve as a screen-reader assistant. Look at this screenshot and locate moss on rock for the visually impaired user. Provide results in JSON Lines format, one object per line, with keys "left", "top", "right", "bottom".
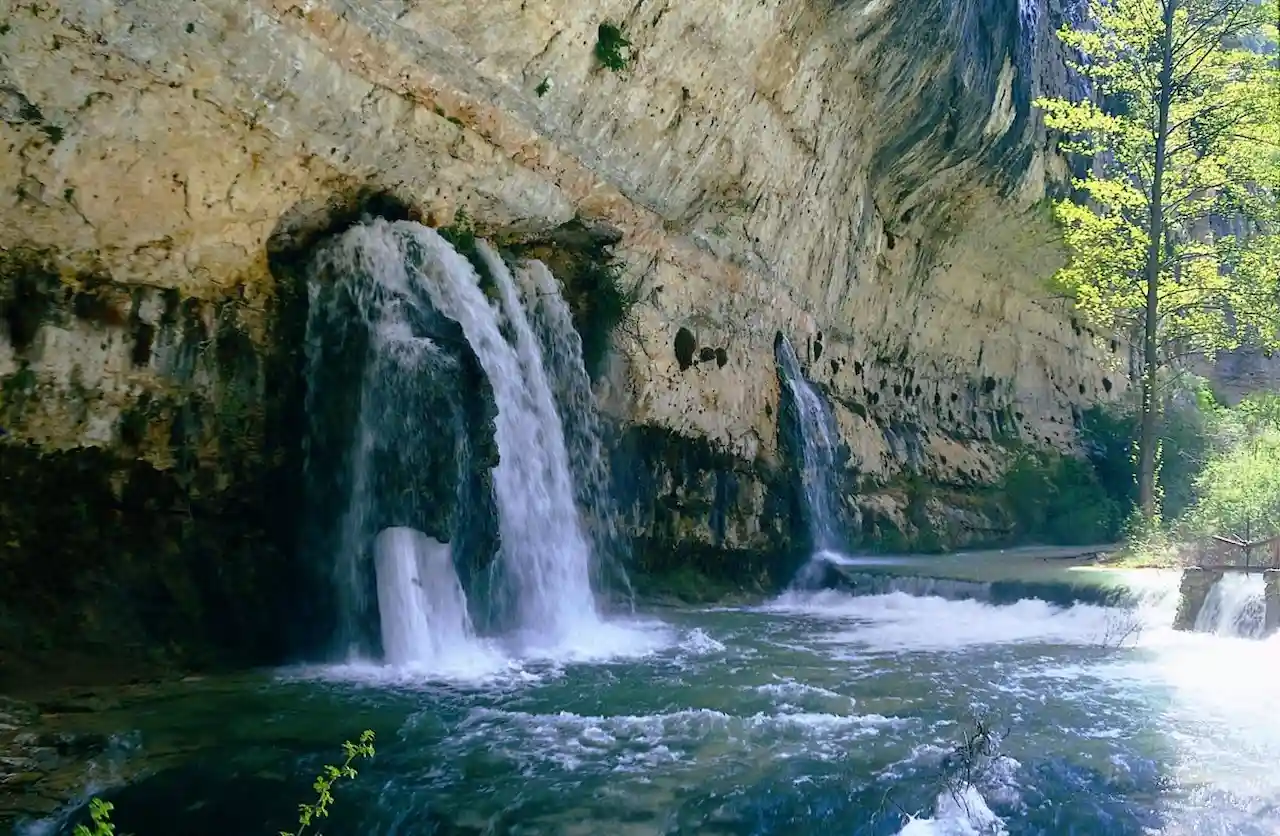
{"left": 608, "top": 423, "right": 802, "bottom": 593}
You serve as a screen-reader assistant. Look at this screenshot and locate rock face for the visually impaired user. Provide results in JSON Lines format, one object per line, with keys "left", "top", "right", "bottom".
{"left": 2, "top": 0, "right": 1128, "bottom": 670}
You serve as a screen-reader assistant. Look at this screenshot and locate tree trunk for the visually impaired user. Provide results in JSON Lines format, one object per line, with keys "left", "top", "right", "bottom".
{"left": 1139, "top": 0, "right": 1178, "bottom": 520}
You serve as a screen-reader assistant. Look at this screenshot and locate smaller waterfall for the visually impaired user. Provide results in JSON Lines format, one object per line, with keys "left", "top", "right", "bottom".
{"left": 1194, "top": 575, "right": 1267, "bottom": 638}
{"left": 518, "top": 259, "right": 634, "bottom": 607}
{"left": 776, "top": 337, "right": 844, "bottom": 554}
{"left": 374, "top": 527, "right": 477, "bottom": 667}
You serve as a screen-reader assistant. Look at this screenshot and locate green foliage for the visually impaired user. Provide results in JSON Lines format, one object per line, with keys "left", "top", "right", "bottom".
{"left": 1000, "top": 447, "right": 1127, "bottom": 544}
{"left": 437, "top": 208, "right": 477, "bottom": 255}
{"left": 566, "top": 254, "right": 640, "bottom": 377}
{"left": 437, "top": 209, "right": 497, "bottom": 297}
{"left": 1178, "top": 392, "right": 1280, "bottom": 540}
{"left": 535, "top": 77, "right": 551, "bottom": 98}
{"left": 595, "top": 23, "right": 632, "bottom": 72}
{"left": 1078, "top": 389, "right": 1216, "bottom": 523}
{"left": 283, "top": 730, "right": 376, "bottom": 836}
{"left": 509, "top": 223, "right": 641, "bottom": 379}
{"left": 73, "top": 799, "right": 115, "bottom": 836}
{"left": 1036, "top": 0, "right": 1280, "bottom": 357}
{"left": 1034, "top": 0, "right": 1280, "bottom": 515}
{"left": 69, "top": 732, "right": 375, "bottom": 836}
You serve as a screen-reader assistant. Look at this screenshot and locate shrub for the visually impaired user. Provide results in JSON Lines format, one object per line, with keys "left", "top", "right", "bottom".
{"left": 594, "top": 23, "right": 631, "bottom": 72}
{"left": 1000, "top": 447, "right": 1125, "bottom": 544}
{"left": 510, "top": 222, "right": 640, "bottom": 379}
{"left": 436, "top": 209, "right": 497, "bottom": 297}
{"left": 564, "top": 254, "right": 640, "bottom": 377}
{"left": 1177, "top": 394, "right": 1280, "bottom": 542}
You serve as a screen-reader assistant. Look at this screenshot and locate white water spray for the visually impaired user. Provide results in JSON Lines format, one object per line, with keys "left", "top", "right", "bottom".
{"left": 1193, "top": 574, "right": 1267, "bottom": 638}
{"left": 517, "top": 259, "right": 634, "bottom": 607}
{"left": 374, "top": 527, "right": 477, "bottom": 667}
{"left": 775, "top": 336, "right": 844, "bottom": 556}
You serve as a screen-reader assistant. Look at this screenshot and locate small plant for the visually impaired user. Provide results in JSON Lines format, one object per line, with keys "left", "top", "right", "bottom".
{"left": 437, "top": 208, "right": 497, "bottom": 296}
{"left": 1099, "top": 608, "right": 1144, "bottom": 649}
{"left": 873, "top": 711, "right": 1010, "bottom": 829}
{"left": 535, "top": 76, "right": 551, "bottom": 97}
{"left": 565, "top": 253, "right": 641, "bottom": 377}
{"left": 594, "top": 22, "right": 631, "bottom": 72}
{"left": 283, "top": 729, "right": 376, "bottom": 836}
{"left": 939, "top": 712, "right": 1008, "bottom": 803}
{"left": 68, "top": 731, "right": 375, "bottom": 836}
{"left": 73, "top": 798, "right": 115, "bottom": 836}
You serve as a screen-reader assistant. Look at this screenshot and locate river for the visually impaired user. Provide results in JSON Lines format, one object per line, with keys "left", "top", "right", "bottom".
{"left": 13, "top": 568, "right": 1280, "bottom": 836}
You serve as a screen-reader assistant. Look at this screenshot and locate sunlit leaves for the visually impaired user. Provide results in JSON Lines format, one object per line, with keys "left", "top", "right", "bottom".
{"left": 1181, "top": 393, "right": 1280, "bottom": 540}
{"left": 281, "top": 730, "right": 376, "bottom": 836}
{"left": 1034, "top": 0, "right": 1280, "bottom": 367}
{"left": 72, "top": 799, "right": 115, "bottom": 836}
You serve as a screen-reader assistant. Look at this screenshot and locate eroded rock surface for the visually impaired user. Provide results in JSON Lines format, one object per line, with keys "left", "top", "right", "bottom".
{"left": 2, "top": 0, "right": 1130, "bottom": 664}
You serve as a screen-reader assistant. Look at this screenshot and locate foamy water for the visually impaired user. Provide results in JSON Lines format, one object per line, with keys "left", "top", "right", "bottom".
{"left": 286, "top": 615, "right": 678, "bottom": 689}
{"left": 29, "top": 575, "right": 1280, "bottom": 836}
{"left": 760, "top": 583, "right": 1279, "bottom": 834}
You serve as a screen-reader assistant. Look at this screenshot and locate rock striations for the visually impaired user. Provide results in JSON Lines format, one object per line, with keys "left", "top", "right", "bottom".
{"left": 0, "top": 0, "right": 1128, "bottom": 671}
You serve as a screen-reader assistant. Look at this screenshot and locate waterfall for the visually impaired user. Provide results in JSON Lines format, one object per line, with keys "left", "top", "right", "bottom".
{"left": 309, "top": 218, "right": 604, "bottom": 657}
{"left": 305, "top": 233, "right": 471, "bottom": 657}
{"left": 374, "top": 527, "right": 476, "bottom": 668}
{"left": 776, "top": 336, "right": 844, "bottom": 554}
{"left": 1194, "top": 575, "right": 1267, "bottom": 638}
{"left": 517, "top": 259, "right": 634, "bottom": 608}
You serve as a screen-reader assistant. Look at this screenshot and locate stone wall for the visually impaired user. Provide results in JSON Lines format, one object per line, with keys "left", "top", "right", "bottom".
{"left": 1, "top": 0, "right": 1130, "bottom": 671}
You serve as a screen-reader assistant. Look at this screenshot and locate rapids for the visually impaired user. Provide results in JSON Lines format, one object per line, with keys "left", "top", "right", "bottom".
{"left": 22, "top": 573, "right": 1280, "bottom": 836}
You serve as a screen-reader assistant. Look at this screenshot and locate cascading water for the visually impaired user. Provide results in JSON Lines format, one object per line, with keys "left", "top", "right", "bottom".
{"left": 776, "top": 336, "right": 845, "bottom": 558}
{"left": 310, "top": 218, "right": 605, "bottom": 656}
{"left": 517, "top": 259, "right": 634, "bottom": 608}
{"left": 1194, "top": 574, "right": 1267, "bottom": 638}
{"left": 373, "top": 527, "right": 476, "bottom": 668}
{"left": 305, "top": 234, "right": 476, "bottom": 659}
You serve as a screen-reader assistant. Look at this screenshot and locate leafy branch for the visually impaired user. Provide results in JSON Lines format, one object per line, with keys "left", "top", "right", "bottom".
{"left": 69, "top": 731, "right": 377, "bottom": 836}
{"left": 283, "top": 730, "right": 376, "bottom": 836}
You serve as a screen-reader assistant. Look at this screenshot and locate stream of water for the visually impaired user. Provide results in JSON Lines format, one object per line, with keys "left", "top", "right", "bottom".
{"left": 20, "top": 576, "right": 1280, "bottom": 836}
{"left": 775, "top": 337, "right": 844, "bottom": 555}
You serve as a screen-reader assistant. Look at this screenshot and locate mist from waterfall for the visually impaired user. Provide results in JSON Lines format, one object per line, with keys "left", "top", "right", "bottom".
{"left": 307, "top": 218, "right": 626, "bottom": 666}
{"left": 776, "top": 336, "right": 845, "bottom": 559}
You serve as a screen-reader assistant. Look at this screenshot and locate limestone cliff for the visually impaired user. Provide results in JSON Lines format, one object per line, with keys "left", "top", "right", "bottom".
{"left": 1, "top": 0, "right": 1128, "bottom": 671}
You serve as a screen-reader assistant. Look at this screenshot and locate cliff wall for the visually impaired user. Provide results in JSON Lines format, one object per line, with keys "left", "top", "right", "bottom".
{"left": 0, "top": 0, "right": 1126, "bottom": 673}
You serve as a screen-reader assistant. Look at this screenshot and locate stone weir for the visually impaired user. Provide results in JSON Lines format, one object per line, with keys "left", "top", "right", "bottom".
{"left": 1174, "top": 567, "right": 1280, "bottom": 635}
{"left": 1, "top": 0, "right": 1128, "bottom": 675}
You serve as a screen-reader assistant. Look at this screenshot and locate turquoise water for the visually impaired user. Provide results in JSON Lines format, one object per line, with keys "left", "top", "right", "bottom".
{"left": 25, "top": 579, "right": 1280, "bottom": 836}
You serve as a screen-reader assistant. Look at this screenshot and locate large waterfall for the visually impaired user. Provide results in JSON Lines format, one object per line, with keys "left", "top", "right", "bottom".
{"left": 305, "top": 218, "right": 612, "bottom": 665}
{"left": 776, "top": 336, "right": 844, "bottom": 555}
{"left": 304, "top": 229, "right": 476, "bottom": 657}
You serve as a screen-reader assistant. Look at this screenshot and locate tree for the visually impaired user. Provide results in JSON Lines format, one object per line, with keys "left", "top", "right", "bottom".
{"left": 1035, "top": 0, "right": 1280, "bottom": 520}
